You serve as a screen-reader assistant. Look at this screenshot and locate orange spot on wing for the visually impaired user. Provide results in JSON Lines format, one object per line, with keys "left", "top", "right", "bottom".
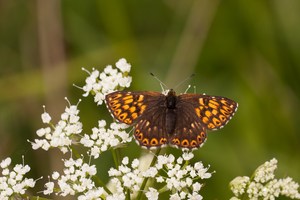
{"left": 137, "top": 95, "right": 144, "bottom": 102}
{"left": 205, "top": 111, "right": 212, "bottom": 118}
{"left": 202, "top": 117, "right": 209, "bottom": 124}
{"left": 195, "top": 108, "right": 201, "bottom": 117}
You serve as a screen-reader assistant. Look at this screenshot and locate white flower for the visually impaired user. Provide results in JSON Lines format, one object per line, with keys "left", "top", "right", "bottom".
{"left": 80, "top": 58, "right": 132, "bottom": 105}
{"left": 170, "top": 193, "right": 181, "bottom": 200}
{"left": 0, "top": 157, "right": 11, "bottom": 169}
{"left": 229, "top": 176, "right": 250, "bottom": 196}
{"left": 41, "top": 112, "right": 51, "bottom": 123}
{"left": 29, "top": 101, "right": 83, "bottom": 153}
{"left": 145, "top": 187, "right": 159, "bottom": 200}
{"left": 80, "top": 121, "right": 131, "bottom": 159}
{"left": 182, "top": 152, "right": 194, "bottom": 161}
{"left": 254, "top": 158, "right": 277, "bottom": 183}
{"left": 230, "top": 158, "right": 300, "bottom": 199}
{"left": 116, "top": 58, "right": 131, "bottom": 72}
{"left": 78, "top": 187, "right": 104, "bottom": 200}
{"left": 150, "top": 152, "right": 212, "bottom": 198}
{"left": 44, "top": 181, "right": 54, "bottom": 195}
{"left": 0, "top": 157, "right": 36, "bottom": 199}
{"left": 187, "top": 192, "right": 203, "bottom": 200}
{"left": 47, "top": 157, "right": 100, "bottom": 197}
{"left": 193, "top": 182, "right": 202, "bottom": 192}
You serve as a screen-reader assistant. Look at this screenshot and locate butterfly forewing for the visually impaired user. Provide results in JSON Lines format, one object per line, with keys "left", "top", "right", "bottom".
{"left": 105, "top": 91, "right": 153, "bottom": 125}
{"left": 178, "top": 94, "right": 238, "bottom": 130}
{"left": 105, "top": 91, "right": 169, "bottom": 148}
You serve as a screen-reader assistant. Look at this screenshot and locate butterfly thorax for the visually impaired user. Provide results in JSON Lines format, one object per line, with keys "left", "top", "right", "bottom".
{"left": 166, "top": 89, "right": 177, "bottom": 109}
{"left": 165, "top": 89, "right": 177, "bottom": 135}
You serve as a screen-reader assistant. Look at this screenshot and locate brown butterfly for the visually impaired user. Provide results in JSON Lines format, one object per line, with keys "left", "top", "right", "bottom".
{"left": 105, "top": 89, "right": 238, "bottom": 149}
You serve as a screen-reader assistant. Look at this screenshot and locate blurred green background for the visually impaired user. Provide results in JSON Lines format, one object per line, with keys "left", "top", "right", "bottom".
{"left": 0, "top": 0, "right": 299, "bottom": 199}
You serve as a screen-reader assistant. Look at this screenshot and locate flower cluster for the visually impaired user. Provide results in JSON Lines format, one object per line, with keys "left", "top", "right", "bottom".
{"left": 107, "top": 157, "right": 143, "bottom": 198}
{"left": 80, "top": 120, "right": 132, "bottom": 159}
{"left": 43, "top": 157, "right": 104, "bottom": 199}
{"left": 29, "top": 100, "right": 83, "bottom": 154}
{"left": 0, "top": 157, "right": 36, "bottom": 200}
{"left": 230, "top": 158, "right": 300, "bottom": 200}
{"left": 154, "top": 152, "right": 211, "bottom": 200}
{"left": 82, "top": 58, "right": 132, "bottom": 105}
{"left": 107, "top": 152, "right": 212, "bottom": 200}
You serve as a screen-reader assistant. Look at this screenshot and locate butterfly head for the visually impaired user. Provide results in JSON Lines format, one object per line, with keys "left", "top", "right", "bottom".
{"left": 167, "top": 89, "right": 176, "bottom": 96}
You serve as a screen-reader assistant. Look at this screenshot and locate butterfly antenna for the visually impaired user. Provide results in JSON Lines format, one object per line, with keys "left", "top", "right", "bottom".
{"left": 174, "top": 73, "right": 195, "bottom": 90}
{"left": 184, "top": 85, "right": 191, "bottom": 94}
{"left": 150, "top": 73, "right": 168, "bottom": 92}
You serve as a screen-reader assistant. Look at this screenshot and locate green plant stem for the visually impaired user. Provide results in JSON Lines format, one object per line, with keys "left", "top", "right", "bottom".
{"left": 92, "top": 175, "right": 112, "bottom": 195}
{"left": 126, "top": 188, "right": 131, "bottom": 200}
{"left": 136, "top": 148, "right": 161, "bottom": 200}
{"left": 112, "top": 147, "right": 121, "bottom": 169}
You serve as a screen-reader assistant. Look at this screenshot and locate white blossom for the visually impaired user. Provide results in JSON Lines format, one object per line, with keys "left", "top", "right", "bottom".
{"left": 80, "top": 120, "right": 131, "bottom": 158}
{"left": 43, "top": 181, "right": 54, "bottom": 195}
{"left": 46, "top": 157, "right": 101, "bottom": 197}
{"left": 0, "top": 157, "right": 36, "bottom": 199}
{"left": 81, "top": 58, "right": 132, "bottom": 105}
{"left": 116, "top": 58, "right": 131, "bottom": 72}
{"left": 29, "top": 102, "right": 82, "bottom": 153}
{"left": 230, "top": 158, "right": 300, "bottom": 199}
{"left": 41, "top": 112, "right": 51, "bottom": 123}
{"left": 145, "top": 187, "right": 159, "bottom": 200}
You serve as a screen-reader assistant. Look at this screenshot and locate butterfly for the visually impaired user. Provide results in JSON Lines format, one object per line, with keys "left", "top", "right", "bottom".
{"left": 105, "top": 89, "right": 238, "bottom": 149}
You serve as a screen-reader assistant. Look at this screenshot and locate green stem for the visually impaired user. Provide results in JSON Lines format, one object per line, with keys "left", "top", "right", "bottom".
{"left": 111, "top": 148, "right": 121, "bottom": 169}
{"left": 70, "top": 145, "right": 81, "bottom": 159}
{"left": 126, "top": 188, "right": 131, "bottom": 200}
{"left": 92, "top": 175, "right": 112, "bottom": 195}
{"left": 136, "top": 148, "right": 161, "bottom": 200}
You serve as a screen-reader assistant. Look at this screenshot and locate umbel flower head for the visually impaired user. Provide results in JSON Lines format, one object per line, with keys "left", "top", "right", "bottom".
{"left": 107, "top": 152, "right": 212, "bottom": 200}
{"left": 29, "top": 99, "right": 83, "bottom": 154}
{"left": 0, "top": 157, "right": 36, "bottom": 200}
{"left": 230, "top": 158, "right": 300, "bottom": 200}
{"left": 81, "top": 58, "right": 132, "bottom": 105}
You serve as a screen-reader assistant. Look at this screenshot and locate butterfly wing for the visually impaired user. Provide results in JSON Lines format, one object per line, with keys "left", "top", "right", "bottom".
{"left": 169, "top": 93, "right": 238, "bottom": 149}
{"left": 105, "top": 91, "right": 168, "bottom": 148}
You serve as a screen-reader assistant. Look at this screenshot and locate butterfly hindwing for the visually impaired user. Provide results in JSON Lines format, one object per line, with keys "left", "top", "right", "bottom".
{"left": 170, "top": 101, "right": 207, "bottom": 149}
{"left": 134, "top": 104, "right": 168, "bottom": 148}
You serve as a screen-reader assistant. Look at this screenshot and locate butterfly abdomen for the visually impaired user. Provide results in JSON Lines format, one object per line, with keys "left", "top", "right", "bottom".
{"left": 166, "top": 109, "right": 176, "bottom": 135}
{"left": 165, "top": 89, "right": 177, "bottom": 134}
